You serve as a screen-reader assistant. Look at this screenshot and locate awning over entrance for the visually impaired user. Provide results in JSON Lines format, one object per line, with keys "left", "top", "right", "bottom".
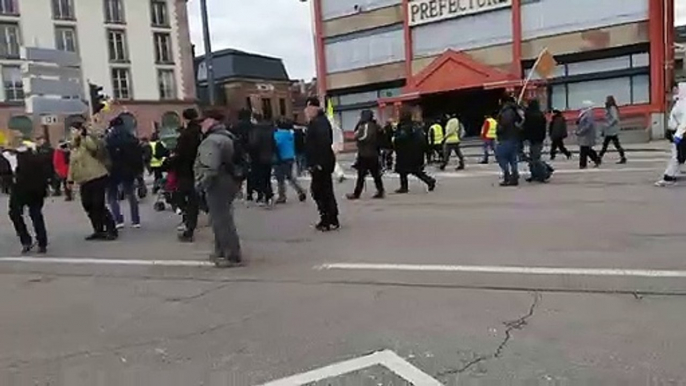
{"left": 379, "top": 50, "right": 520, "bottom": 106}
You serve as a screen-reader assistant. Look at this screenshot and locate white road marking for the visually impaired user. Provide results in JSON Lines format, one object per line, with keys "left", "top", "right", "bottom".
{"left": 259, "top": 349, "right": 442, "bottom": 386}
{"left": 0, "top": 257, "right": 214, "bottom": 267}
{"left": 316, "top": 263, "right": 686, "bottom": 278}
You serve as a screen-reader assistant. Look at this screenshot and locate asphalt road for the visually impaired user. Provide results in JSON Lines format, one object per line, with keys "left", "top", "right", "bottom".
{"left": 1, "top": 148, "right": 685, "bottom": 385}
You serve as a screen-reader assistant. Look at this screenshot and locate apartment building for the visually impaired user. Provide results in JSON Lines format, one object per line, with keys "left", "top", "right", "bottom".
{"left": 0, "top": 0, "right": 195, "bottom": 141}
{"left": 313, "top": 0, "right": 673, "bottom": 140}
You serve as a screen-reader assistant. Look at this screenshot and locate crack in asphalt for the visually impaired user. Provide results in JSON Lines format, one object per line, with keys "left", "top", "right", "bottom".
{"left": 437, "top": 292, "right": 542, "bottom": 378}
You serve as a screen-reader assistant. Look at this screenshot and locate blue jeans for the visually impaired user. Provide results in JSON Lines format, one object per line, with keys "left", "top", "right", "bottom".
{"left": 496, "top": 140, "right": 519, "bottom": 181}
{"left": 107, "top": 179, "right": 140, "bottom": 225}
{"left": 482, "top": 139, "right": 496, "bottom": 161}
{"left": 274, "top": 160, "right": 305, "bottom": 199}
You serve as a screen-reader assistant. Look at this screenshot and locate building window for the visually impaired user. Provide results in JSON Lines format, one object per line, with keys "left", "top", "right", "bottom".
{"left": 151, "top": 0, "right": 169, "bottom": 27}
{"left": 55, "top": 26, "right": 78, "bottom": 52}
{"left": 0, "top": 23, "right": 20, "bottom": 58}
{"left": 52, "top": 0, "right": 75, "bottom": 20}
{"left": 279, "top": 98, "right": 287, "bottom": 117}
{"left": 157, "top": 69, "right": 176, "bottom": 100}
{"left": 551, "top": 76, "right": 650, "bottom": 110}
{"left": 2, "top": 66, "right": 23, "bottom": 102}
{"left": 153, "top": 33, "right": 173, "bottom": 64}
{"left": 0, "top": 0, "right": 18, "bottom": 15}
{"left": 107, "top": 29, "right": 129, "bottom": 62}
{"left": 111, "top": 67, "right": 132, "bottom": 99}
{"left": 104, "top": 0, "right": 125, "bottom": 23}
{"left": 261, "top": 98, "right": 273, "bottom": 121}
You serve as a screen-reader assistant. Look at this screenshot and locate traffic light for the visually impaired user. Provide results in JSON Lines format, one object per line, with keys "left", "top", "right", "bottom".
{"left": 89, "top": 83, "right": 106, "bottom": 115}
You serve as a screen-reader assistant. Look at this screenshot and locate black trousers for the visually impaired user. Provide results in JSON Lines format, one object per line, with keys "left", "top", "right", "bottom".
{"left": 549, "top": 138, "right": 571, "bottom": 159}
{"left": 353, "top": 156, "right": 384, "bottom": 197}
{"left": 253, "top": 163, "right": 274, "bottom": 201}
{"left": 151, "top": 167, "right": 164, "bottom": 193}
{"left": 399, "top": 170, "right": 435, "bottom": 191}
{"left": 599, "top": 135, "right": 626, "bottom": 159}
{"left": 80, "top": 176, "right": 116, "bottom": 234}
{"left": 9, "top": 193, "right": 47, "bottom": 248}
{"left": 177, "top": 180, "right": 199, "bottom": 236}
{"left": 311, "top": 168, "right": 339, "bottom": 225}
{"left": 579, "top": 146, "right": 601, "bottom": 169}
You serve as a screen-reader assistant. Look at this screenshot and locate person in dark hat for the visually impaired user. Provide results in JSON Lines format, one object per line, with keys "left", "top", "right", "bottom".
{"left": 173, "top": 108, "right": 203, "bottom": 242}
{"left": 303, "top": 97, "right": 339, "bottom": 231}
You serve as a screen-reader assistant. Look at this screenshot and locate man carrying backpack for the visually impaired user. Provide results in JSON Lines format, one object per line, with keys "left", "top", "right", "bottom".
{"left": 105, "top": 116, "right": 144, "bottom": 229}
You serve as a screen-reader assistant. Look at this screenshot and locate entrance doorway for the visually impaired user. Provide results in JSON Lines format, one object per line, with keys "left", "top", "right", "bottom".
{"left": 420, "top": 88, "right": 504, "bottom": 138}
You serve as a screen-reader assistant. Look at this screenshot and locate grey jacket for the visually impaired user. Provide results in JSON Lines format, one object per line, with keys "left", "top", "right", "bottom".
{"left": 194, "top": 124, "right": 238, "bottom": 196}
{"left": 575, "top": 109, "right": 597, "bottom": 147}
{"left": 603, "top": 106, "right": 620, "bottom": 137}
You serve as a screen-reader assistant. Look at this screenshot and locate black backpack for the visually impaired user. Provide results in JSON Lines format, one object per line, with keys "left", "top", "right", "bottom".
{"left": 228, "top": 132, "right": 249, "bottom": 182}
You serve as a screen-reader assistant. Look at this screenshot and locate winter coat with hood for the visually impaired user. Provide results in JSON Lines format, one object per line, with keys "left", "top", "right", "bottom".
{"left": 305, "top": 110, "right": 336, "bottom": 173}
{"left": 68, "top": 133, "right": 109, "bottom": 185}
{"left": 172, "top": 119, "right": 203, "bottom": 184}
{"left": 393, "top": 117, "right": 426, "bottom": 174}
{"left": 548, "top": 112, "right": 568, "bottom": 141}
{"left": 354, "top": 110, "right": 381, "bottom": 159}
{"left": 668, "top": 87, "right": 686, "bottom": 142}
{"left": 575, "top": 104, "right": 597, "bottom": 147}
{"left": 522, "top": 100, "right": 547, "bottom": 144}
{"left": 194, "top": 123, "right": 239, "bottom": 196}
{"left": 13, "top": 147, "right": 51, "bottom": 201}
{"left": 248, "top": 122, "right": 277, "bottom": 165}
{"left": 106, "top": 123, "right": 144, "bottom": 182}
{"left": 496, "top": 101, "right": 521, "bottom": 142}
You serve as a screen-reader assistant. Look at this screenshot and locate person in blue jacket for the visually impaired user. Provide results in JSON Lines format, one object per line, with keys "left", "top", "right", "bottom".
{"left": 274, "top": 118, "right": 307, "bottom": 204}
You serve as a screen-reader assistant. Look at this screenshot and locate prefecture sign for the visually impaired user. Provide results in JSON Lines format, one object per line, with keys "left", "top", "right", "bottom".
{"left": 409, "top": 0, "right": 512, "bottom": 26}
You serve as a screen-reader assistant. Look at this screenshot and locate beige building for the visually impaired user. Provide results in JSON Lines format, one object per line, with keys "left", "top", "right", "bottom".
{"left": 0, "top": 0, "right": 195, "bottom": 143}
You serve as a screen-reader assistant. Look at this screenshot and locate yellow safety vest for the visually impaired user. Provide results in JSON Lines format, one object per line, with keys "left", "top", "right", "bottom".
{"left": 486, "top": 117, "right": 498, "bottom": 139}
{"left": 149, "top": 141, "right": 164, "bottom": 168}
{"left": 430, "top": 124, "right": 444, "bottom": 145}
{"left": 444, "top": 118, "right": 461, "bottom": 144}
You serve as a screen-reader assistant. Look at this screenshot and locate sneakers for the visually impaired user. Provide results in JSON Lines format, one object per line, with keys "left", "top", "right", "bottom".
{"left": 655, "top": 179, "right": 677, "bottom": 187}
{"left": 428, "top": 180, "right": 437, "bottom": 192}
{"left": 131, "top": 223, "right": 141, "bottom": 229}
{"left": 275, "top": 197, "right": 287, "bottom": 205}
{"left": 346, "top": 193, "right": 360, "bottom": 200}
{"left": 617, "top": 158, "right": 627, "bottom": 164}
{"left": 115, "top": 222, "right": 125, "bottom": 230}
{"left": 21, "top": 243, "right": 34, "bottom": 254}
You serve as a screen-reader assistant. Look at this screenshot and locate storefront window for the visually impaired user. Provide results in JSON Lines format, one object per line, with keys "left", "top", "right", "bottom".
{"left": 550, "top": 75, "right": 650, "bottom": 110}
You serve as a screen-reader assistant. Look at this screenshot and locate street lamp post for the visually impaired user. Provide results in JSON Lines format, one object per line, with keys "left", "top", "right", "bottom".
{"left": 200, "top": 0, "right": 215, "bottom": 106}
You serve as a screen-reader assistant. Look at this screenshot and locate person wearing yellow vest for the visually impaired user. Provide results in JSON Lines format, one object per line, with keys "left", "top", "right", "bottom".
{"left": 148, "top": 132, "right": 169, "bottom": 194}
{"left": 480, "top": 114, "right": 498, "bottom": 164}
{"left": 427, "top": 119, "right": 444, "bottom": 164}
{"left": 440, "top": 114, "right": 465, "bottom": 171}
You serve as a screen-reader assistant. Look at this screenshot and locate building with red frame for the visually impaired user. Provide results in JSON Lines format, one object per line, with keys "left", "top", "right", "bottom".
{"left": 312, "top": 0, "right": 674, "bottom": 140}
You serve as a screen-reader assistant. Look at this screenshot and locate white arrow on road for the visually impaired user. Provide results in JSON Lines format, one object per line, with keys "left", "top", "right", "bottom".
{"left": 259, "top": 349, "right": 443, "bottom": 386}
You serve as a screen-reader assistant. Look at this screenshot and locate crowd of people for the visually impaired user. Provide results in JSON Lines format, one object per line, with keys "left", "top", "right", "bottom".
{"left": 1, "top": 90, "right": 684, "bottom": 263}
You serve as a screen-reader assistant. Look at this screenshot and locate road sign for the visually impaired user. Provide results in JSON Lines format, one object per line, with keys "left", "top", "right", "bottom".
{"left": 25, "top": 77, "right": 83, "bottom": 98}
{"left": 40, "top": 115, "right": 58, "bottom": 125}
{"left": 26, "top": 97, "right": 88, "bottom": 115}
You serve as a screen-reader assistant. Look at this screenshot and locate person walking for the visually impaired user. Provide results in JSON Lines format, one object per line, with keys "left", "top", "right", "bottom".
{"left": 304, "top": 97, "right": 339, "bottom": 231}
{"left": 231, "top": 109, "right": 255, "bottom": 200}
{"left": 522, "top": 99, "right": 552, "bottom": 182}
{"left": 599, "top": 95, "right": 627, "bottom": 164}
{"left": 0, "top": 147, "right": 13, "bottom": 194}
{"left": 656, "top": 87, "right": 686, "bottom": 187}
{"left": 273, "top": 118, "right": 307, "bottom": 204}
{"left": 8, "top": 143, "right": 51, "bottom": 254}
{"left": 394, "top": 107, "right": 437, "bottom": 193}
{"left": 576, "top": 101, "right": 602, "bottom": 169}
{"left": 148, "top": 132, "right": 169, "bottom": 194}
{"left": 332, "top": 119, "right": 346, "bottom": 183}
{"left": 440, "top": 114, "right": 465, "bottom": 171}
{"left": 195, "top": 109, "right": 242, "bottom": 266}
{"left": 496, "top": 96, "right": 522, "bottom": 186}
{"left": 52, "top": 141, "right": 72, "bottom": 201}
{"left": 171, "top": 108, "right": 203, "bottom": 242}
{"left": 105, "top": 117, "right": 143, "bottom": 229}
{"left": 380, "top": 120, "right": 395, "bottom": 172}
{"left": 427, "top": 119, "right": 444, "bottom": 164}
{"left": 67, "top": 122, "right": 118, "bottom": 240}
{"left": 35, "top": 136, "right": 59, "bottom": 197}
{"left": 548, "top": 110, "right": 571, "bottom": 160}
{"left": 347, "top": 109, "right": 385, "bottom": 200}
{"left": 479, "top": 114, "right": 498, "bottom": 164}
{"left": 293, "top": 124, "right": 307, "bottom": 176}
{"left": 248, "top": 115, "right": 277, "bottom": 206}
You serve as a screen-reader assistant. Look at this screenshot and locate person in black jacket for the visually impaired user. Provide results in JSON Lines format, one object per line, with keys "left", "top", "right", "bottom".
{"left": 293, "top": 125, "right": 306, "bottom": 176}
{"left": 106, "top": 117, "right": 144, "bottom": 228}
{"left": 8, "top": 144, "right": 51, "bottom": 254}
{"left": 496, "top": 95, "right": 522, "bottom": 186}
{"left": 522, "top": 99, "right": 552, "bottom": 182}
{"left": 248, "top": 114, "right": 277, "bottom": 205}
{"left": 232, "top": 109, "right": 255, "bottom": 199}
{"left": 0, "top": 148, "right": 12, "bottom": 194}
{"left": 347, "top": 109, "right": 384, "bottom": 200}
{"left": 304, "top": 97, "right": 339, "bottom": 231}
{"left": 549, "top": 110, "right": 571, "bottom": 160}
{"left": 394, "top": 107, "right": 436, "bottom": 193}
{"left": 174, "top": 108, "right": 204, "bottom": 242}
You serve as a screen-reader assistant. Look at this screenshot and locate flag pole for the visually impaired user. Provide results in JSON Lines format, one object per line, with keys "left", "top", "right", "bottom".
{"left": 517, "top": 47, "right": 548, "bottom": 104}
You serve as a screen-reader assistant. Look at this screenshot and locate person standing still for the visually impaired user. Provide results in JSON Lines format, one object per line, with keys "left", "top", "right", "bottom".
{"left": 105, "top": 117, "right": 143, "bottom": 229}
{"left": 346, "top": 109, "right": 385, "bottom": 200}
{"left": 173, "top": 108, "right": 203, "bottom": 242}
{"left": 304, "top": 97, "right": 339, "bottom": 231}
{"left": 599, "top": 95, "right": 627, "bottom": 164}
{"left": 576, "top": 101, "right": 602, "bottom": 169}
{"left": 479, "top": 114, "right": 498, "bottom": 164}
{"left": 522, "top": 99, "right": 551, "bottom": 182}
{"left": 53, "top": 142, "right": 72, "bottom": 200}
{"left": 194, "top": 109, "right": 242, "bottom": 266}
{"left": 548, "top": 110, "right": 571, "bottom": 160}
{"left": 273, "top": 118, "right": 307, "bottom": 204}
{"left": 8, "top": 143, "right": 51, "bottom": 254}
{"left": 67, "top": 123, "right": 118, "bottom": 241}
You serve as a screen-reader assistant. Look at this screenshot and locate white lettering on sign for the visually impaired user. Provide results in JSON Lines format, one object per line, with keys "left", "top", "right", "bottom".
{"left": 408, "top": 0, "right": 512, "bottom": 27}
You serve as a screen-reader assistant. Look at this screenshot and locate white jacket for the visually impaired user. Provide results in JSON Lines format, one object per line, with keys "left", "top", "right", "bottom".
{"left": 669, "top": 87, "right": 686, "bottom": 139}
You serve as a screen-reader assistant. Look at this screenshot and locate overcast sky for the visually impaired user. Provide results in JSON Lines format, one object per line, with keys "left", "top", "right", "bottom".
{"left": 187, "top": 0, "right": 686, "bottom": 81}
{"left": 187, "top": 0, "right": 316, "bottom": 81}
